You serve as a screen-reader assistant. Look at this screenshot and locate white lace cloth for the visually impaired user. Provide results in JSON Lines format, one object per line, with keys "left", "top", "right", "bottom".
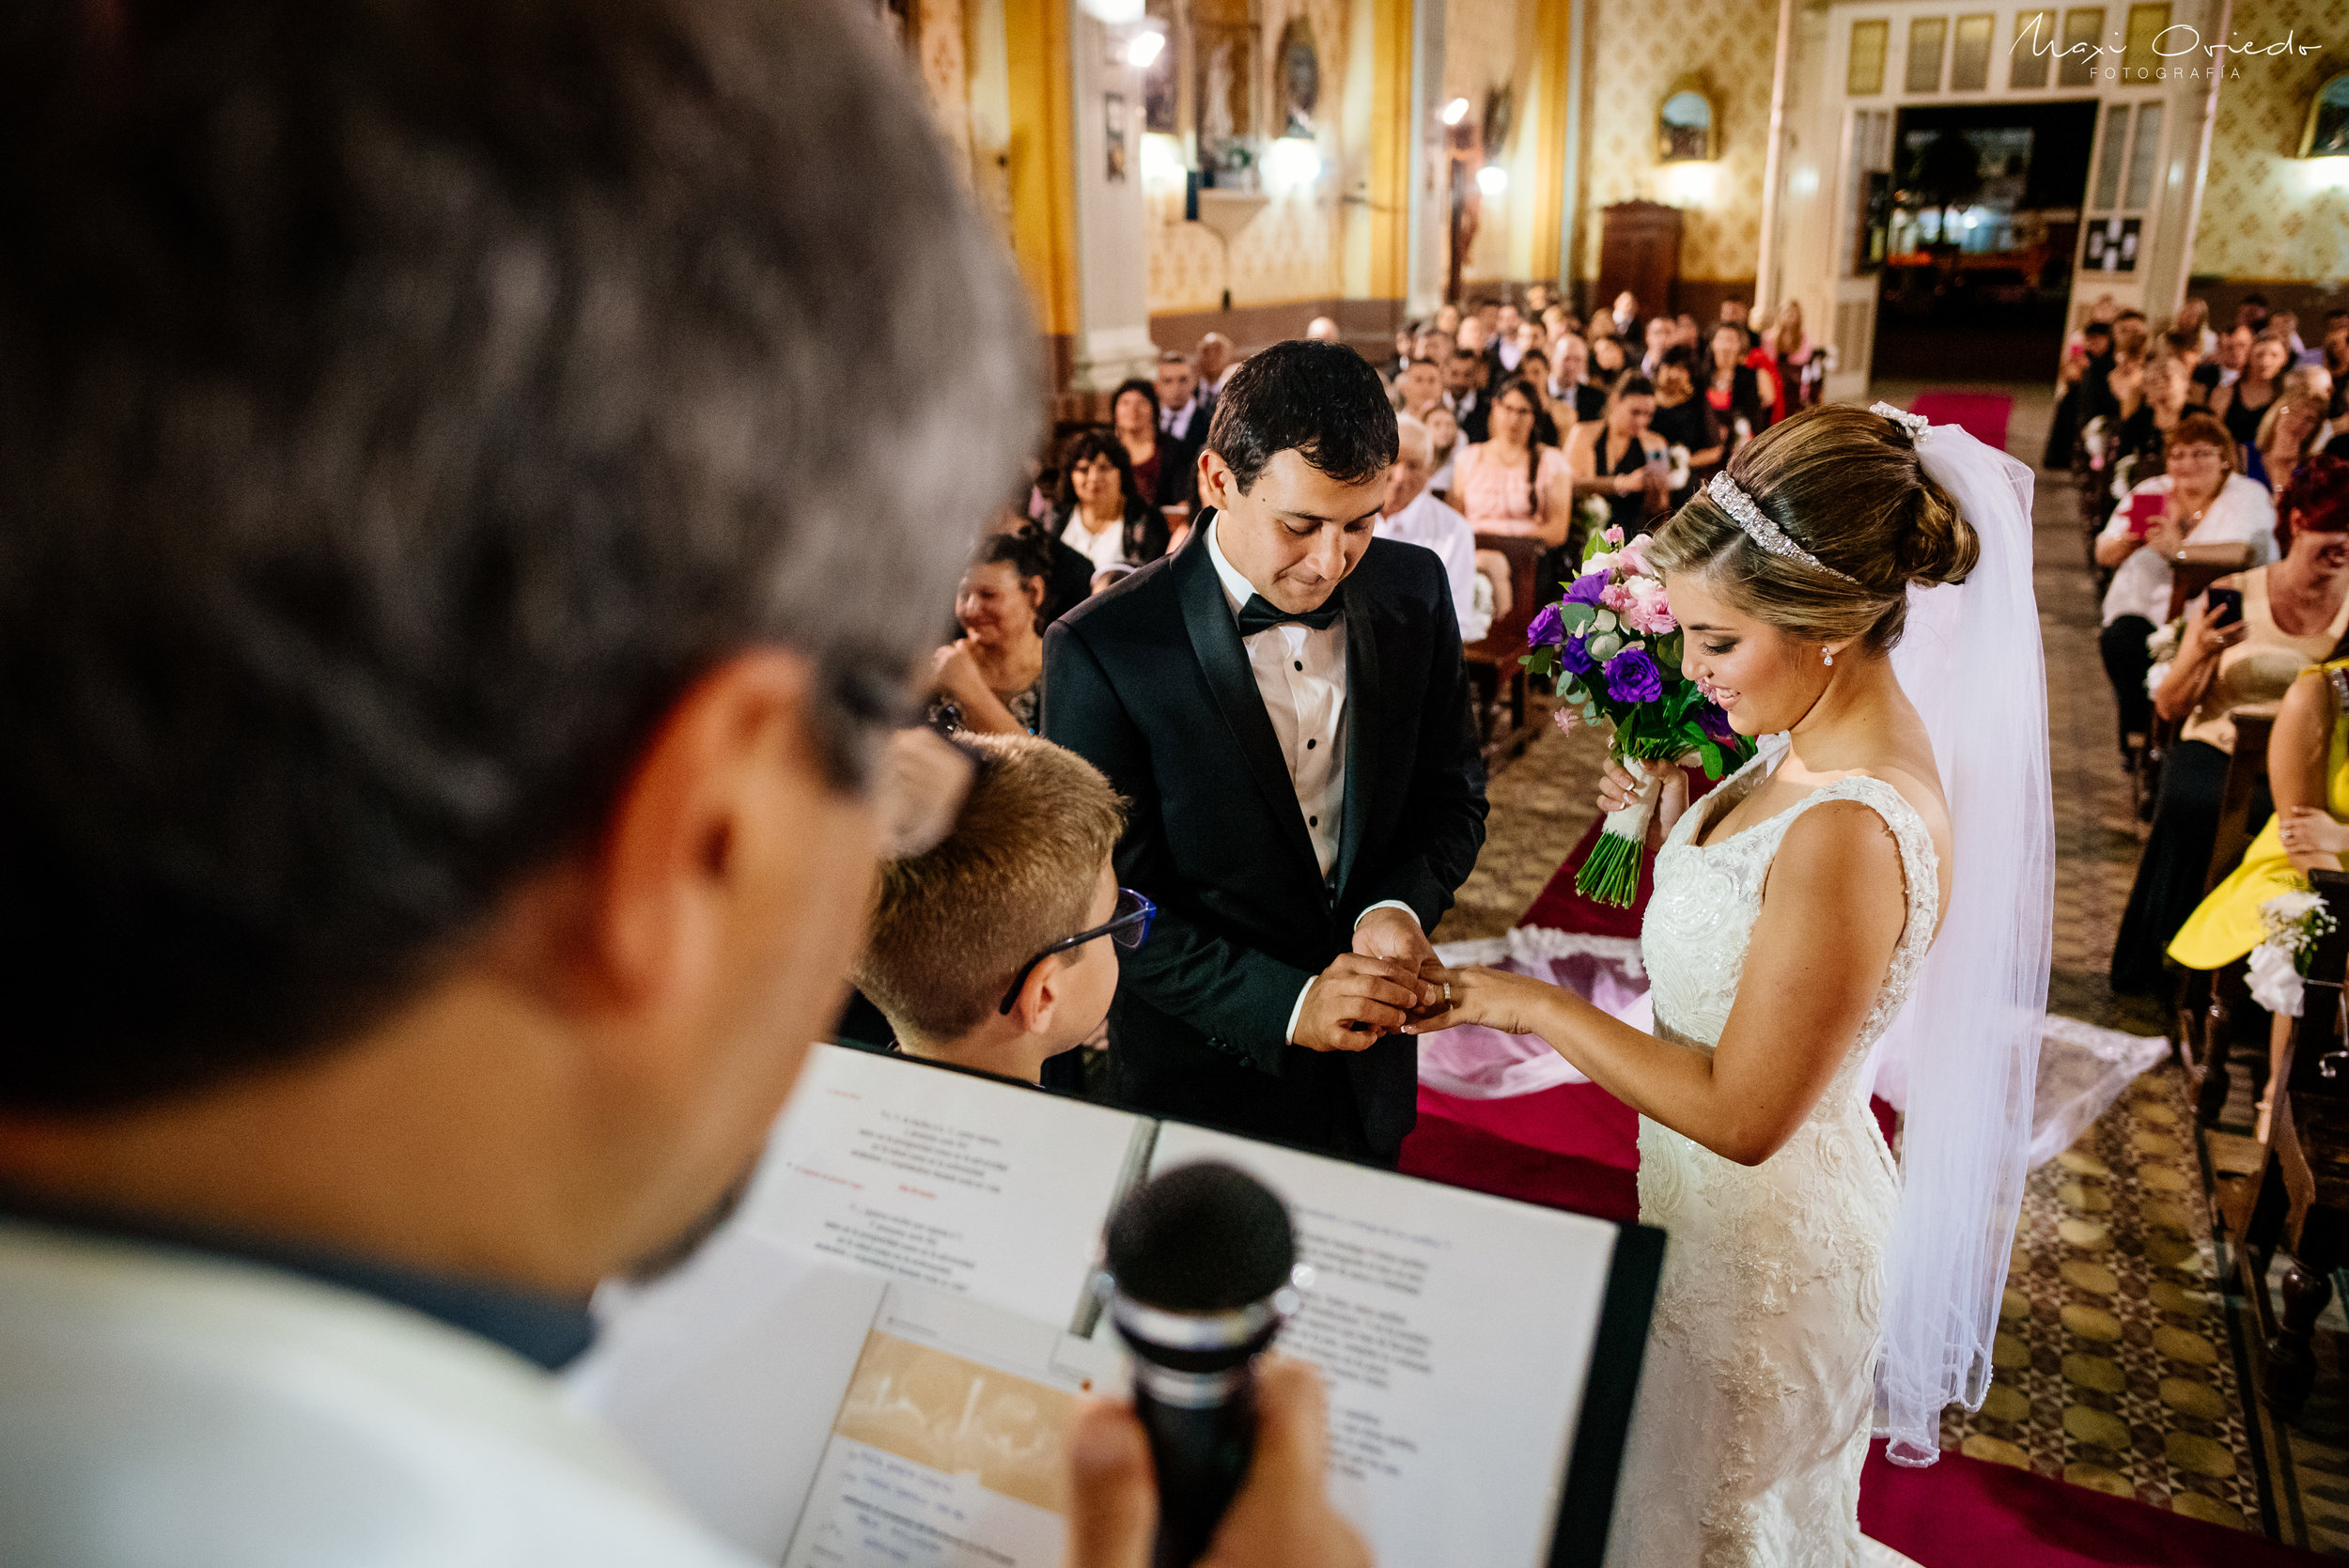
{"left": 1605, "top": 753, "right": 1933, "bottom": 1568}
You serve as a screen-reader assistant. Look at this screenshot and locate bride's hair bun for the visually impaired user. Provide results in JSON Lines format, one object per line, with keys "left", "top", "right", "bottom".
{"left": 1648, "top": 403, "right": 1979, "bottom": 653}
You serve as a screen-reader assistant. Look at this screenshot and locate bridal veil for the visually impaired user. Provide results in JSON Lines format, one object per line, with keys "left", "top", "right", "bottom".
{"left": 1869, "top": 417, "right": 2055, "bottom": 1466}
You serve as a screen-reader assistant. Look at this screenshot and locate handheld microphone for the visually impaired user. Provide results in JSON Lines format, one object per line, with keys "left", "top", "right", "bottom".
{"left": 1100, "top": 1161, "right": 1310, "bottom": 1568}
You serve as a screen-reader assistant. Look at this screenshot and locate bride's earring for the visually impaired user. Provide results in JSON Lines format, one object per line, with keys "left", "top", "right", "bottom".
{"left": 1822, "top": 645, "right": 1834, "bottom": 667}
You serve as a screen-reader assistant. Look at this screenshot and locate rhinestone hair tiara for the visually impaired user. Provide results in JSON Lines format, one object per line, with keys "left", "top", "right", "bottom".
{"left": 1705, "top": 472, "right": 1860, "bottom": 583}
{"left": 1871, "top": 401, "right": 1933, "bottom": 442}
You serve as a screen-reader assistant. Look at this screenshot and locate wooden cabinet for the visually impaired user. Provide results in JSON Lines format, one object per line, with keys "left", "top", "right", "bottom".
{"left": 1596, "top": 201, "right": 1683, "bottom": 320}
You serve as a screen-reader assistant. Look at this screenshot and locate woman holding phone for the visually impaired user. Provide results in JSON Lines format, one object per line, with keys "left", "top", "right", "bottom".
{"left": 2094, "top": 413, "right": 2278, "bottom": 757}
{"left": 2109, "top": 456, "right": 2348, "bottom": 995}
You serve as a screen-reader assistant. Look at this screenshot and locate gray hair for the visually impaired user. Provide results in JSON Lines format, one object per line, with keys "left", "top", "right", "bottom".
{"left": 1393, "top": 414, "right": 1435, "bottom": 470}
{"left": 0, "top": 0, "right": 1037, "bottom": 1109}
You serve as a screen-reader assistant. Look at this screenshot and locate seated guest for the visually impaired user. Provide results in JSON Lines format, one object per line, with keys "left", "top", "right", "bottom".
{"left": 1718, "top": 296, "right": 1759, "bottom": 349}
{"left": 1454, "top": 378, "right": 1576, "bottom": 551}
{"left": 1566, "top": 372, "right": 1672, "bottom": 540}
{"left": 1589, "top": 332, "right": 1629, "bottom": 396}
{"left": 2109, "top": 353, "right": 2193, "bottom": 480}
{"left": 1395, "top": 355, "right": 1445, "bottom": 419}
{"left": 1434, "top": 301, "right": 1462, "bottom": 337}
{"left": 1306, "top": 315, "right": 1343, "bottom": 344}
{"left": 994, "top": 505, "right": 1097, "bottom": 626}
{"left": 1155, "top": 350, "right": 1207, "bottom": 450}
{"left": 0, "top": 0, "right": 1365, "bottom": 1560}
{"left": 1053, "top": 428, "right": 1172, "bottom": 585}
{"left": 1639, "top": 315, "right": 1676, "bottom": 378}
{"left": 1380, "top": 414, "right": 1494, "bottom": 642}
{"left": 1425, "top": 402, "right": 1463, "bottom": 496}
{"left": 2096, "top": 413, "right": 2279, "bottom": 751}
{"left": 930, "top": 534, "right": 1052, "bottom": 735}
{"left": 1646, "top": 347, "right": 1719, "bottom": 509}
{"left": 1762, "top": 299, "right": 1827, "bottom": 411}
{"left": 1109, "top": 376, "right": 1196, "bottom": 518}
{"left": 1196, "top": 331, "right": 1237, "bottom": 406}
{"left": 1515, "top": 346, "right": 1567, "bottom": 446}
{"left": 1491, "top": 302, "right": 1528, "bottom": 374}
{"left": 1445, "top": 345, "right": 1492, "bottom": 442}
{"left": 2109, "top": 458, "right": 2342, "bottom": 995}
{"left": 1552, "top": 333, "right": 1606, "bottom": 423}
{"left": 2215, "top": 334, "right": 2292, "bottom": 454}
{"left": 854, "top": 733, "right": 1136, "bottom": 1083}
{"left": 2190, "top": 323, "right": 2251, "bottom": 408}
{"left": 1703, "top": 320, "right": 1776, "bottom": 441}
{"left": 1608, "top": 289, "right": 1641, "bottom": 340}
{"left": 2256, "top": 388, "right": 2332, "bottom": 498}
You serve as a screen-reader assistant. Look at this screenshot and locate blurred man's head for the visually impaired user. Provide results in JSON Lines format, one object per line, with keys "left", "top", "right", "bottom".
{"left": 1497, "top": 303, "right": 1522, "bottom": 338}
{"left": 1719, "top": 299, "right": 1750, "bottom": 325}
{"left": 1456, "top": 318, "right": 1489, "bottom": 354}
{"left": 2115, "top": 309, "right": 2149, "bottom": 357}
{"left": 1306, "top": 316, "right": 1342, "bottom": 344}
{"left": 1397, "top": 358, "right": 1443, "bottom": 414}
{"left": 1384, "top": 416, "right": 1434, "bottom": 516}
{"left": 1612, "top": 290, "right": 1640, "bottom": 320}
{"left": 0, "top": 0, "right": 1034, "bottom": 1288}
{"left": 1195, "top": 332, "right": 1235, "bottom": 384}
{"left": 1155, "top": 351, "right": 1198, "bottom": 411}
{"left": 855, "top": 735, "right": 1128, "bottom": 1084}
{"left": 1201, "top": 341, "right": 1395, "bottom": 615}
{"left": 1644, "top": 317, "right": 1676, "bottom": 359}
{"left": 1445, "top": 348, "right": 1486, "bottom": 394}
{"left": 1556, "top": 334, "right": 1590, "bottom": 383}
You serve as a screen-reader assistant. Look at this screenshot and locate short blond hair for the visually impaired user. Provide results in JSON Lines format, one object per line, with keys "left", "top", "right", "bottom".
{"left": 855, "top": 733, "right": 1125, "bottom": 1042}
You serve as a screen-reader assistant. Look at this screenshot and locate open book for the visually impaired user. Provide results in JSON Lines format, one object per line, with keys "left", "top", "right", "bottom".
{"left": 570, "top": 1044, "right": 1660, "bottom": 1568}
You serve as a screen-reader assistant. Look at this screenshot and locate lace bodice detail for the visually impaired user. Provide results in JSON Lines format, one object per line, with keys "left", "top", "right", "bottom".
{"left": 1643, "top": 748, "right": 1942, "bottom": 1089}
{"left": 1606, "top": 747, "right": 1940, "bottom": 1568}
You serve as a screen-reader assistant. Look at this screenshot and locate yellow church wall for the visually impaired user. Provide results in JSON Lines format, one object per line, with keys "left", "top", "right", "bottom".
{"left": 2189, "top": 0, "right": 2346, "bottom": 284}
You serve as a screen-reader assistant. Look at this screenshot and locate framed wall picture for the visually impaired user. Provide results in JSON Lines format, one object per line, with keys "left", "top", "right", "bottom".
{"left": 1105, "top": 93, "right": 1128, "bottom": 182}
{"left": 2304, "top": 72, "right": 2349, "bottom": 160}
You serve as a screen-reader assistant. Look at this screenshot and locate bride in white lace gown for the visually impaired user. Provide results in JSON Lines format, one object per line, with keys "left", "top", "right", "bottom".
{"left": 1410, "top": 403, "right": 2052, "bottom": 1568}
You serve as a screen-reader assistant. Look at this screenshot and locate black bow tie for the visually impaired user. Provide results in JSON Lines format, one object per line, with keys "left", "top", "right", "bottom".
{"left": 1236, "top": 593, "right": 1343, "bottom": 638}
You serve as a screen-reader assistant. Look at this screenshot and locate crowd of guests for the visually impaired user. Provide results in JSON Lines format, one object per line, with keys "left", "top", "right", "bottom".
{"left": 2083, "top": 290, "right": 2349, "bottom": 1134}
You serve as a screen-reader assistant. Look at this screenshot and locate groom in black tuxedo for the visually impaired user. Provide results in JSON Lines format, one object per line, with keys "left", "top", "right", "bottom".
{"left": 1043, "top": 341, "right": 1487, "bottom": 1163}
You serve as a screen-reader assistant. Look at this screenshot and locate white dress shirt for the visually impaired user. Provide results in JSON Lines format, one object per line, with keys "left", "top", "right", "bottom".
{"left": 1203, "top": 521, "right": 1418, "bottom": 1043}
{"left": 1161, "top": 396, "right": 1202, "bottom": 444}
{"left": 1063, "top": 510, "right": 1130, "bottom": 573}
{"left": 1377, "top": 489, "right": 1490, "bottom": 642}
{"left": 1496, "top": 339, "right": 1524, "bottom": 374}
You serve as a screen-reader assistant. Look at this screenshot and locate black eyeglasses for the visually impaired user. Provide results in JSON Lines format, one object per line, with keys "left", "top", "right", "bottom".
{"left": 998, "top": 888, "right": 1157, "bottom": 1014}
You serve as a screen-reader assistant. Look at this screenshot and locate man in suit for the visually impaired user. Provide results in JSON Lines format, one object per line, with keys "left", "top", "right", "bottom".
{"left": 1444, "top": 346, "right": 1492, "bottom": 443}
{"left": 1044, "top": 342, "right": 1488, "bottom": 1164}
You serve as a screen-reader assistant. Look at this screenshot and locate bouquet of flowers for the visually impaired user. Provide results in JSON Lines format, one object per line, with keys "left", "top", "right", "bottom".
{"left": 2248, "top": 887, "right": 2338, "bottom": 1019}
{"left": 1523, "top": 525, "right": 1754, "bottom": 906}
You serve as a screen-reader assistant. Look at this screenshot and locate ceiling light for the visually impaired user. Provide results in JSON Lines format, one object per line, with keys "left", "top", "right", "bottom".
{"left": 1127, "top": 28, "right": 1165, "bottom": 68}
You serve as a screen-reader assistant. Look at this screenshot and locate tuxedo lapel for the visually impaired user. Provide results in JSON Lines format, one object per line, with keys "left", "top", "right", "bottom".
{"left": 1174, "top": 535, "right": 1324, "bottom": 883}
{"left": 1334, "top": 589, "right": 1383, "bottom": 901}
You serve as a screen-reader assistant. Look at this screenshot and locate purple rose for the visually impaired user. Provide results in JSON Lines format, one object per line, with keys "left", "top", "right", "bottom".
{"left": 1559, "top": 635, "right": 1595, "bottom": 675}
{"left": 1527, "top": 603, "right": 1565, "bottom": 647}
{"left": 1563, "top": 571, "right": 1609, "bottom": 607}
{"left": 1698, "top": 700, "right": 1736, "bottom": 742}
{"left": 1604, "top": 647, "right": 1663, "bottom": 704}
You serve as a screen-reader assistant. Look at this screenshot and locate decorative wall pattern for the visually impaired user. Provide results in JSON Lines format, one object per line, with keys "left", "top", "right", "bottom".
{"left": 1146, "top": 186, "right": 1346, "bottom": 311}
{"left": 915, "top": 0, "right": 973, "bottom": 172}
{"left": 1577, "top": 0, "right": 1779, "bottom": 282}
{"left": 2189, "top": 0, "right": 2345, "bottom": 282}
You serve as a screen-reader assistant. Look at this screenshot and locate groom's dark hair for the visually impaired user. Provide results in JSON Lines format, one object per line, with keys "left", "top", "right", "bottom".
{"left": 1206, "top": 340, "right": 1397, "bottom": 493}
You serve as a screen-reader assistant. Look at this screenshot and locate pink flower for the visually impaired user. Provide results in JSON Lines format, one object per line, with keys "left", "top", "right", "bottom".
{"left": 1552, "top": 707, "right": 1580, "bottom": 737}
{"left": 1619, "top": 535, "right": 1653, "bottom": 576}
{"left": 1623, "top": 577, "right": 1676, "bottom": 635}
{"left": 1601, "top": 579, "right": 1636, "bottom": 615}
{"left": 1603, "top": 526, "right": 1626, "bottom": 546}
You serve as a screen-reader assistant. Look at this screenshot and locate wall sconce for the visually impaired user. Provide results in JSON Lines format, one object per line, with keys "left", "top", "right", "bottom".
{"left": 1265, "top": 136, "right": 1324, "bottom": 191}
{"left": 1441, "top": 98, "right": 1471, "bottom": 127}
{"left": 1126, "top": 23, "right": 1165, "bottom": 69}
{"left": 1140, "top": 132, "right": 1186, "bottom": 189}
{"left": 1658, "top": 161, "right": 1719, "bottom": 206}
{"left": 1475, "top": 163, "right": 1509, "bottom": 196}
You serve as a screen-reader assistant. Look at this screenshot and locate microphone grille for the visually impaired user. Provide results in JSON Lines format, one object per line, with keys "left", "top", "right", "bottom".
{"left": 1106, "top": 1160, "right": 1296, "bottom": 1313}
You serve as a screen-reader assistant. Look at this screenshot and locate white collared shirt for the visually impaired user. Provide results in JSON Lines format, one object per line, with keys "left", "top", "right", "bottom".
{"left": 1161, "top": 397, "right": 1201, "bottom": 443}
{"left": 1376, "top": 489, "right": 1489, "bottom": 642}
{"left": 1496, "top": 340, "right": 1524, "bottom": 373}
{"left": 1203, "top": 520, "right": 1418, "bottom": 1043}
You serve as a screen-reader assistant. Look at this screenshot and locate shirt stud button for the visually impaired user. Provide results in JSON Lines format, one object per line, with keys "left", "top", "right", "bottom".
{"left": 1294, "top": 660, "right": 1303, "bottom": 671}
{"left": 1310, "top": 815, "right": 1319, "bottom": 827}
{"left": 1307, "top": 738, "right": 1316, "bottom": 750}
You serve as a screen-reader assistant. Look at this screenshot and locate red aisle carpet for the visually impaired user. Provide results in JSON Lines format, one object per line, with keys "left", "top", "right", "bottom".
{"left": 1905, "top": 391, "right": 2015, "bottom": 453}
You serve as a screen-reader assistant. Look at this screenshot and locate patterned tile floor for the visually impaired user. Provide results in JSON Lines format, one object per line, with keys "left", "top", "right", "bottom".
{"left": 1432, "top": 382, "right": 2328, "bottom": 1545}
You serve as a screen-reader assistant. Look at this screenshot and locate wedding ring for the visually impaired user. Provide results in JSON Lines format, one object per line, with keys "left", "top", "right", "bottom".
{"left": 1443, "top": 982, "right": 1453, "bottom": 1002}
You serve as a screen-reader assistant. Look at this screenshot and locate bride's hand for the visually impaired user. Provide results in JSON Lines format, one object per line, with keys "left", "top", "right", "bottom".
{"left": 1597, "top": 756, "right": 1690, "bottom": 842}
{"left": 1402, "top": 965, "right": 1557, "bottom": 1037}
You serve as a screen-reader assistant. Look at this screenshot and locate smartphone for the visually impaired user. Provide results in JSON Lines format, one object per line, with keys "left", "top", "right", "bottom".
{"left": 2205, "top": 586, "right": 2244, "bottom": 628}
{"left": 2123, "top": 489, "right": 2166, "bottom": 538}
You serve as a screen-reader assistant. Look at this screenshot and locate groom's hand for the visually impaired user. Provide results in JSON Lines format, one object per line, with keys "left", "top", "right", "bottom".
{"left": 1351, "top": 905, "right": 1437, "bottom": 969}
{"left": 1294, "top": 955, "right": 1431, "bottom": 1051}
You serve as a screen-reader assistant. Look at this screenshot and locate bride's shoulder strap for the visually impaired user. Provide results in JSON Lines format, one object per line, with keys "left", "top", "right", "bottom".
{"left": 1781, "top": 774, "right": 1942, "bottom": 909}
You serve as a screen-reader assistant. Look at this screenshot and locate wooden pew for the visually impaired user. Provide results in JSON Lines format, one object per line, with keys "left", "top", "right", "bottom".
{"left": 2174, "top": 706, "right": 2277, "bottom": 1126}
{"left": 2235, "top": 866, "right": 2349, "bottom": 1416}
{"left": 1463, "top": 534, "right": 1548, "bottom": 748}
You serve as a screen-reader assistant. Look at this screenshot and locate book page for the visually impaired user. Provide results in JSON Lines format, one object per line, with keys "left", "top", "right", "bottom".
{"left": 1143, "top": 1124, "right": 1622, "bottom": 1568}
{"left": 739, "top": 1045, "right": 1147, "bottom": 1325}
{"left": 782, "top": 1281, "right": 1125, "bottom": 1568}
{"left": 569, "top": 1236, "right": 889, "bottom": 1561}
